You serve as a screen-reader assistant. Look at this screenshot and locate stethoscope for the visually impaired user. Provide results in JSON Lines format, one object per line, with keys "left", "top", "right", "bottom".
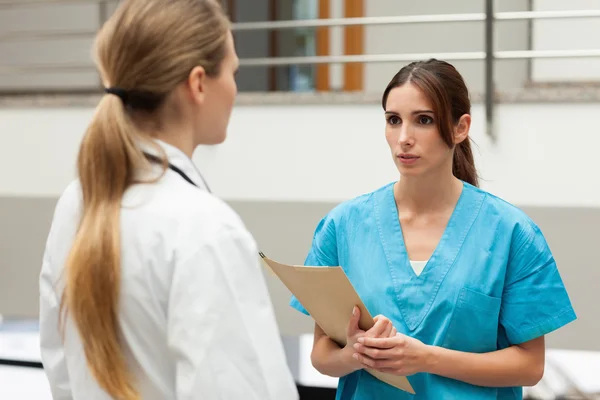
{"left": 143, "top": 153, "right": 211, "bottom": 192}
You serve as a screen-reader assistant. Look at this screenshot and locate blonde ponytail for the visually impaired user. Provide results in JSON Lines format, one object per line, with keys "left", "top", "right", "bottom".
{"left": 61, "top": 94, "right": 145, "bottom": 400}
{"left": 59, "top": 1, "right": 230, "bottom": 398}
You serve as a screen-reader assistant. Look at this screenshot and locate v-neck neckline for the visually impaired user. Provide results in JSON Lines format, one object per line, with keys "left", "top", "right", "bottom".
{"left": 392, "top": 181, "right": 466, "bottom": 280}
{"left": 374, "top": 181, "right": 485, "bottom": 331}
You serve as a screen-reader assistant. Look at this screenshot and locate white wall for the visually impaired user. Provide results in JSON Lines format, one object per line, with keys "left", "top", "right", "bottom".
{"left": 531, "top": 0, "right": 600, "bottom": 82}
{"left": 1, "top": 101, "right": 599, "bottom": 208}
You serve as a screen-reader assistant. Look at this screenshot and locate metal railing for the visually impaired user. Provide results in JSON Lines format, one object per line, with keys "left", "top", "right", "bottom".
{"left": 0, "top": 0, "right": 600, "bottom": 138}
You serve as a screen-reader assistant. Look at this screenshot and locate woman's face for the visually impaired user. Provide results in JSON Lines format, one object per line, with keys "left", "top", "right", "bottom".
{"left": 384, "top": 82, "right": 467, "bottom": 179}
{"left": 196, "top": 31, "right": 239, "bottom": 145}
{"left": 180, "top": 30, "right": 239, "bottom": 147}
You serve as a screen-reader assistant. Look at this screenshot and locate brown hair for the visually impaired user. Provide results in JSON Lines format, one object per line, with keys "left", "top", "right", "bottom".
{"left": 381, "top": 59, "right": 478, "bottom": 187}
{"left": 60, "top": 1, "right": 230, "bottom": 399}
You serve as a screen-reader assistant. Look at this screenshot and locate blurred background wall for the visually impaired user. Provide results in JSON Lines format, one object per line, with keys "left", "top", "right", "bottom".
{"left": 0, "top": 0, "right": 598, "bottom": 364}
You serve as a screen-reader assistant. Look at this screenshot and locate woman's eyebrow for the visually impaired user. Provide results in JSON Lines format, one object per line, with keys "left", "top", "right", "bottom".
{"left": 384, "top": 110, "right": 434, "bottom": 115}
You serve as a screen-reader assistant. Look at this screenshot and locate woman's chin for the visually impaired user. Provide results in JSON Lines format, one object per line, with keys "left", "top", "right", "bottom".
{"left": 396, "top": 163, "right": 424, "bottom": 177}
{"left": 198, "top": 132, "right": 227, "bottom": 146}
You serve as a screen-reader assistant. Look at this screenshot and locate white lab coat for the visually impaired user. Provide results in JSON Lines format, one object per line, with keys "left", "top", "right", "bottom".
{"left": 39, "top": 139, "right": 298, "bottom": 400}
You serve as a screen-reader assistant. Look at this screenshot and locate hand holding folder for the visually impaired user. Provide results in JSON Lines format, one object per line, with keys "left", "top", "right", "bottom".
{"left": 260, "top": 253, "right": 415, "bottom": 395}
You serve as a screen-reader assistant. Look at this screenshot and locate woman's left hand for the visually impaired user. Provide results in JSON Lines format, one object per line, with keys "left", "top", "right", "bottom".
{"left": 352, "top": 333, "right": 435, "bottom": 376}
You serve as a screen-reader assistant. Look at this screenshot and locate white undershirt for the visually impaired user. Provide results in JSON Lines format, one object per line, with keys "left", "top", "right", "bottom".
{"left": 410, "top": 260, "right": 428, "bottom": 276}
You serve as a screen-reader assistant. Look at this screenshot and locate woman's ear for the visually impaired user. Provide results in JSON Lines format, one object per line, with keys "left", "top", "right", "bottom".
{"left": 454, "top": 114, "right": 471, "bottom": 145}
{"left": 185, "top": 66, "right": 207, "bottom": 105}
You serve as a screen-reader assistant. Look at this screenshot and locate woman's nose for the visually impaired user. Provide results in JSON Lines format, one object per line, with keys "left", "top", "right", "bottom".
{"left": 397, "top": 125, "right": 413, "bottom": 146}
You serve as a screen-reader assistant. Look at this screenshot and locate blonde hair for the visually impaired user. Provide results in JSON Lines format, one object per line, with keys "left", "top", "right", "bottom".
{"left": 60, "top": 1, "right": 230, "bottom": 399}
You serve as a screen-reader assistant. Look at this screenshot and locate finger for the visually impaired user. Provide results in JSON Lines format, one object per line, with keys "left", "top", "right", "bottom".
{"left": 365, "top": 318, "right": 389, "bottom": 338}
{"left": 357, "top": 336, "right": 398, "bottom": 349}
{"left": 353, "top": 343, "right": 393, "bottom": 360}
{"left": 365, "top": 319, "right": 385, "bottom": 337}
{"left": 381, "top": 320, "right": 393, "bottom": 338}
{"left": 353, "top": 353, "right": 397, "bottom": 370}
{"left": 346, "top": 306, "right": 361, "bottom": 336}
{"left": 390, "top": 327, "right": 397, "bottom": 337}
{"left": 367, "top": 314, "right": 391, "bottom": 337}
{"left": 353, "top": 352, "right": 377, "bottom": 369}
{"left": 373, "top": 314, "right": 390, "bottom": 323}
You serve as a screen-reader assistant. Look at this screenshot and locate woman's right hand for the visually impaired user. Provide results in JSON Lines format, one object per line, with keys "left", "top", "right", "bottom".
{"left": 342, "top": 306, "right": 396, "bottom": 370}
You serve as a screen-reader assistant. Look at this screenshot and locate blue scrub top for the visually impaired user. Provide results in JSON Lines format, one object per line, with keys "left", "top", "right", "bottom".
{"left": 290, "top": 181, "right": 576, "bottom": 400}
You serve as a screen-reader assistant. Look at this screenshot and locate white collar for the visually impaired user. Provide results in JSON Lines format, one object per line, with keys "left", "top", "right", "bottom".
{"left": 138, "top": 139, "right": 209, "bottom": 191}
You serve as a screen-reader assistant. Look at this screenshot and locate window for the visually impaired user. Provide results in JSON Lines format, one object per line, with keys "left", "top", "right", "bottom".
{"left": 230, "top": 0, "right": 318, "bottom": 92}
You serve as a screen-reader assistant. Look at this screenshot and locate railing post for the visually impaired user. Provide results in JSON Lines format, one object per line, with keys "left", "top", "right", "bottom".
{"left": 485, "top": 0, "right": 495, "bottom": 140}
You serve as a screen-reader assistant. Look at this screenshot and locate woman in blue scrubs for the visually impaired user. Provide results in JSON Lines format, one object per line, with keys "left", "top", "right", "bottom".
{"left": 290, "top": 59, "right": 576, "bottom": 399}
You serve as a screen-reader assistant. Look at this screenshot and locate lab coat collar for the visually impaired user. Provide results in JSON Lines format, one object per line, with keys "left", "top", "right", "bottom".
{"left": 139, "top": 139, "right": 209, "bottom": 190}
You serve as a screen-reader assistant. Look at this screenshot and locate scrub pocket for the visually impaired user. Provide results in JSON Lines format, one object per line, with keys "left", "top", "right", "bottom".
{"left": 442, "top": 287, "right": 501, "bottom": 353}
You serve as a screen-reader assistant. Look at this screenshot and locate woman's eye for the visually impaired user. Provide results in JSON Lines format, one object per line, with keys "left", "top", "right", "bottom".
{"left": 388, "top": 116, "right": 401, "bottom": 125}
{"left": 419, "top": 115, "right": 434, "bottom": 125}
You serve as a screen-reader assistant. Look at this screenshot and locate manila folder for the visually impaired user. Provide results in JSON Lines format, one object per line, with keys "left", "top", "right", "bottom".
{"left": 260, "top": 253, "right": 415, "bottom": 395}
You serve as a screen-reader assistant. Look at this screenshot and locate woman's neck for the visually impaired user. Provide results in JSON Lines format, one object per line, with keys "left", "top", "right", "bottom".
{"left": 135, "top": 111, "right": 196, "bottom": 158}
{"left": 154, "top": 133, "right": 195, "bottom": 158}
{"left": 394, "top": 171, "right": 463, "bottom": 215}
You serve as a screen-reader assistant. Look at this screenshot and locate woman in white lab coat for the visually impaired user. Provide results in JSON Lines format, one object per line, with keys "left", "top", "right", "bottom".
{"left": 38, "top": 1, "right": 298, "bottom": 399}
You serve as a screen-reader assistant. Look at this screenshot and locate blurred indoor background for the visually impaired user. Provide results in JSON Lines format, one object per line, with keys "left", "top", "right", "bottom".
{"left": 0, "top": 0, "right": 599, "bottom": 398}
